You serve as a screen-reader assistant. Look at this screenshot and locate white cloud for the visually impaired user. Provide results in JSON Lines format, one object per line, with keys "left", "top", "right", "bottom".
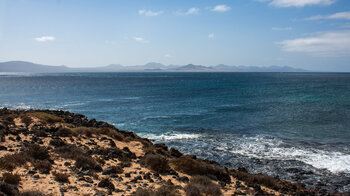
{"left": 212, "top": 5, "right": 231, "bottom": 12}
{"left": 272, "top": 27, "right": 293, "bottom": 31}
{"left": 277, "top": 30, "right": 350, "bottom": 56}
{"left": 177, "top": 7, "right": 199, "bottom": 15}
{"left": 306, "top": 11, "right": 350, "bottom": 20}
{"left": 164, "top": 54, "right": 171, "bottom": 58}
{"left": 208, "top": 33, "right": 215, "bottom": 38}
{"left": 34, "top": 36, "right": 55, "bottom": 42}
{"left": 269, "top": 0, "right": 335, "bottom": 7}
{"left": 139, "top": 9, "right": 164, "bottom": 16}
{"left": 186, "top": 7, "right": 199, "bottom": 15}
{"left": 133, "top": 37, "right": 149, "bottom": 43}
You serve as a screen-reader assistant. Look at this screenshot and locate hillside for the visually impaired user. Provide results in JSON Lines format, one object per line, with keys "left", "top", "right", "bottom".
{"left": 0, "top": 108, "right": 323, "bottom": 195}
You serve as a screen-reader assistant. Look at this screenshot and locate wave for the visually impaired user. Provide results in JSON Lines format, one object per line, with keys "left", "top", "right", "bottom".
{"left": 139, "top": 132, "right": 202, "bottom": 141}
{"left": 227, "top": 135, "right": 350, "bottom": 174}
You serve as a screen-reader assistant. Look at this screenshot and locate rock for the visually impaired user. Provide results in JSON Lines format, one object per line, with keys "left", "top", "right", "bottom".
{"left": 109, "top": 140, "right": 116, "bottom": 147}
{"left": 28, "top": 170, "right": 37, "bottom": 175}
{"left": 98, "top": 179, "right": 115, "bottom": 190}
{"left": 0, "top": 182, "right": 19, "bottom": 195}
{"left": 102, "top": 166, "right": 123, "bottom": 175}
{"left": 154, "top": 143, "right": 168, "bottom": 151}
{"left": 0, "top": 146, "right": 7, "bottom": 151}
{"left": 170, "top": 147, "right": 183, "bottom": 158}
{"left": 166, "top": 179, "right": 173, "bottom": 185}
{"left": 178, "top": 176, "right": 189, "bottom": 183}
{"left": 79, "top": 177, "right": 93, "bottom": 183}
{"left": 64, "top": 162, "right": 71, "bottom": 166}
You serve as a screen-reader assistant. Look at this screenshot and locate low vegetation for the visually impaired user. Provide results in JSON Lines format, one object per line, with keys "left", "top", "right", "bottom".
{"left": 140, "top": 154, "right": 170, "bottom": 174}
{"left": 134, "top": 185, "right": 180, "bottom": 196}
{"left": 184, "top": 176, "right": 222, "bottom": 196}
{"left": 27, "top": 112, "right": 64, "bottom": 123}
{"left": 2, "top": 172, "right": 21, "bottom": 185}
{"left": 53, "top": 171, "right": 70, "bottom": 183}
{"left": 0, "top": 152, "right": 28, "bottom": 171}
{"left": 33, "top": 160, "right": 52, "bottom": 174}
{"left": 170, "top": 155, "right": 230, "bottom": 183}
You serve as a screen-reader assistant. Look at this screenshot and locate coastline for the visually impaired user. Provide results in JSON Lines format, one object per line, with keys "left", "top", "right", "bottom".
{"left": 0, "top": 108, "right": 334, "bottom": 195}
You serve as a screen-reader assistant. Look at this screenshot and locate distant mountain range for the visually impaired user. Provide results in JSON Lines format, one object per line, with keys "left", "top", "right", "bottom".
{"left": 0, "top": 61, "right": 308, "bottom": 73}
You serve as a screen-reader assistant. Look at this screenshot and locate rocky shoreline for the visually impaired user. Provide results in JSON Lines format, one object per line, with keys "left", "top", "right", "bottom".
{"left": 0, "top": 108, "right": 336, "bottom": 195}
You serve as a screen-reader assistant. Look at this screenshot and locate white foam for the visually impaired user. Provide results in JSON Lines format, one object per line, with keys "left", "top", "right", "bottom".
{"left": 140, "top": 132, "right": 202, "bottom": 141}
{"left": 12, "top": 103, "right": 32, "bottom": 110}
{"left": 229, "top": 135, "right": 350, "bottom": 173}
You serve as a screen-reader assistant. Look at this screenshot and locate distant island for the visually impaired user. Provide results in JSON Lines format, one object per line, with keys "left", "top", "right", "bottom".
{"left": 0, "top": 61, "right": 307, "bottom": 73}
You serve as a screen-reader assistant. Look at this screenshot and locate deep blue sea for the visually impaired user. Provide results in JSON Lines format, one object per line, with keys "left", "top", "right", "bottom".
{"left": 1, "top": 72, "right": 350, "bottom": 192}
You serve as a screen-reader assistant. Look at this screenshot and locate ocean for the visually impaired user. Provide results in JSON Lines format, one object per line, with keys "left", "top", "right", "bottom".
{"left": 1, "top": 72, "right": 349, "bottom": 192}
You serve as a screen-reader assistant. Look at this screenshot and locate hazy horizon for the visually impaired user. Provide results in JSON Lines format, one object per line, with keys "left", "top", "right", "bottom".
{"left": 0, "top": 0, "right": 349, "bottom": 71}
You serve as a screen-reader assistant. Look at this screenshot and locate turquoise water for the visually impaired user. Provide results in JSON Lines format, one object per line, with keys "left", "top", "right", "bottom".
{"left": 1, "top": 72, "right": 350, "bottom": 192}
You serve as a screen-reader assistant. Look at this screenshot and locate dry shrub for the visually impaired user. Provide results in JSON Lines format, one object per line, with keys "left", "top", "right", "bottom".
{"left": 75, "top": 155, "right": 102, "bottom": 171}
{"left": 134, "top": 188, "right": 153, "bottom": 196}
{"left": 2, "top": 172, "right": 21, "bottom": 185}
{"left": 19, "top": 190, "right": 45, "bottom": 196}
{"left": 25, "top": 144, "right": 50, "bottom": 160}
{"left": 0, "top": 182, "right": 19, "bottom": 195}
{"left": 140, "top": 154, "right": 170, "bottom": 174}
{"left": 170, "top": 156, "right": 230, "bottom": 183}
{"left": 33, "top": 160, "right": 52, "bottom": 174}
{"left": 53, "top": 171, "right": 69, "bottom": 183}
{"left": 155, "top": 185, "right": 180, "bottom": 196}
{"left": 231, "top": 170, "right": 281, "bottom": 191}
{"left": 0, "top": 130, "right": 5, "bottom": 142}
{"left": 55, "top": 144, "right": 84, "bottom": 159}
{"left": 21, "top": 115, "right": 33, "bottom": 126}
{"left": 0, "top": 152, "right": 28, "bottom": 170}
{"left": 28, "top": 112, "right": 63, "bottom": 123}
{"left": 49, "top": 138, "right": 66, "bottom": 147}
{"left": 55, "top": 127, "right": 75, "bottom": 137}
{"left": 133, "top": 185, "right": 179, "bottom": 196}
{"left": 118, "top": 157, "right": 132, "bottom": 168}
{"left": 184, "top": 176, "right": 222, "bottom": 196}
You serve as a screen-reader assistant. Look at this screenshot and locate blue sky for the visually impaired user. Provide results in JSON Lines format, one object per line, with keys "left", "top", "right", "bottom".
{"left": 0, "top": 0, "right": 349, "bottom": 71}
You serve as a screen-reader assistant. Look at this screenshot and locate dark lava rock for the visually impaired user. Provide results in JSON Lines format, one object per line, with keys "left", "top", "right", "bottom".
{"left": 0, "top": 145, "right": 7, "bottom": 151}
{"left": 109, "top": 140, "right": 116, "bottom": 147}
{"left": 64, "top": 162, "right": 71, "bottom": 166}
{"left": 28, "top": 170, "right": 37, "bottom": 175}
{"left": 166, "top": 179, "right": 173, "bottom": 185}
{"left": 170, "top": 147, "right": 183, "bottom": 158}
{"left": 98, "top": 179, "right": 115, "bottom": 190}
{"left": 79, "top": 177, "right": 93, "bottom": 183}
{"left": 143, "top": 173, "right": 151, "bottom": 180}
{"left": 125, "top": 173, "right": 131, "bottom": 178}
{"left": 0, "top": 182, "right": 19, "bottom": 196}
{"left": 154, "top": 143, "right": 168, "bottom": 151}
{"left": 102, "top": 166, "right": 122, "bottom": 175}
{"left": 8, "top": 137, "right": 15, "bottom": 141}
{"left": 178, "top": 176, "right": 189, "bottom": 183}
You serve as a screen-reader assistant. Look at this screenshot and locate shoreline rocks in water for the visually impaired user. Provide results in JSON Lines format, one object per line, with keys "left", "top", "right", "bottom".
{"left": 0, "top": 108, "right": 334, "bottom": 195}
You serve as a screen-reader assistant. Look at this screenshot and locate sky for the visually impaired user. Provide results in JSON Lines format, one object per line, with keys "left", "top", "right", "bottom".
{"left": 0, "top": 0, "right": 349, "bottom": 71}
